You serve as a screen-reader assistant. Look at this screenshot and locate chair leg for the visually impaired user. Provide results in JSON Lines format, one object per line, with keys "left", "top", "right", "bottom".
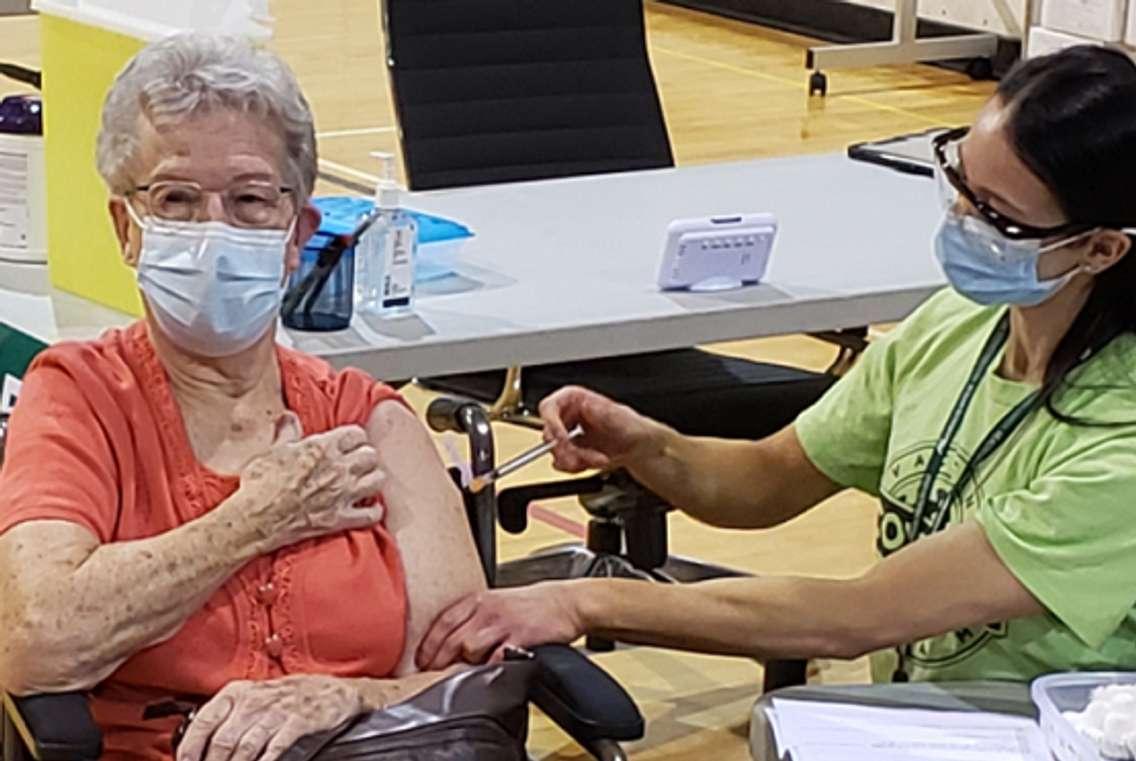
{"left": 587, "top": 519, "right": 622, "bottom": 556}
{"left": 585, "top": 520, "right": 621, "bottom": 652}
{"left": 762, "top": 659, "right": 809, "bottom": 693}
{"left": 623, "top": 509, "right": 668, "bottom": 571}
{"left": 586, "top": 635, "right": 616, "bottom": 653}
{"left": 587, "top": 738, "right": 629, "bottom": 761}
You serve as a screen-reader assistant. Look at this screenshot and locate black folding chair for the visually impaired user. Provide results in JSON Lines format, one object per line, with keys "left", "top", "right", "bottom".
{"left": 384, "top": 0, "right": 856, "bottom": 589}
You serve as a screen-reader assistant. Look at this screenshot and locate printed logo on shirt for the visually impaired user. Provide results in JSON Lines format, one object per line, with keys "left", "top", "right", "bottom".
{"left": 906, "top": 622, "right": 1010, "bottom": 670}
{"left": 877, "top": 439, "right": 984, "bottom": 557}
{"left": 878, "top": 440, "right": 1009, "bottom": 667}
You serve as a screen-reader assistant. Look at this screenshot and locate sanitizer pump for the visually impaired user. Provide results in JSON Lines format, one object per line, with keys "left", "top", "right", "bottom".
{"left": 354, "top": 152, "right": 418, "bottom": 316}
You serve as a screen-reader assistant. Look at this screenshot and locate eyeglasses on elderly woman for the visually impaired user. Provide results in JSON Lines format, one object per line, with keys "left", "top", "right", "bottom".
{"left": 126, "top": 181, "right": 296, "bottom": 228}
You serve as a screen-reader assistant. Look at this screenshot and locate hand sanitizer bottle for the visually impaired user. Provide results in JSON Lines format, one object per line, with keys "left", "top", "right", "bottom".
{"left": 354, "top": 152, "right": 418, "bottom": 316}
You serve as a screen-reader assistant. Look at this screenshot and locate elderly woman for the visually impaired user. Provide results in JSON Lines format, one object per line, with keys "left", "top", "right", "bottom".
{"left": 0, "top": 34, "right": 485, "bottom": 761}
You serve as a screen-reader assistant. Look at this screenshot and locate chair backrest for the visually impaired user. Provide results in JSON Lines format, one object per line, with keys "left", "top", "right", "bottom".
{"left": 383, "top": 0, "right": 675, "bottom": 190}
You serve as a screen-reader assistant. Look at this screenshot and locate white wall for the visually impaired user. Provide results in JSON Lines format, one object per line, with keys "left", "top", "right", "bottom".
{"left": 843, "top": 0, "right": 1029, "bottom": 37}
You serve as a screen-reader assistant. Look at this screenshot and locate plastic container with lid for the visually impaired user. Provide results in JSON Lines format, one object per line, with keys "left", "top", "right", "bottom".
{"left": 0, "top": 93, "right": 48, "bottom": 293}
{"left": 1032, "top": 672, "right": 1136, "bottom": 761}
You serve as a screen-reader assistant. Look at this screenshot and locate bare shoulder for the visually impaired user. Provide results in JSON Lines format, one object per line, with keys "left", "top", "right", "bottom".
{"left": 366, "top": 399, "right": 422, "bottom": 439}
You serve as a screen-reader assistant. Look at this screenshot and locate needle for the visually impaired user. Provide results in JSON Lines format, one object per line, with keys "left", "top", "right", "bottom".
{"left": 468, "top": 426, "right": 585, "bottom": 494}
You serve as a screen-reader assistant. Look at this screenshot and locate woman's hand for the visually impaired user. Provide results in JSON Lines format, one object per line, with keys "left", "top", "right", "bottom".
{"left": 233, "top": 414, "right": 388, "bottom": 553}
{"left": 415, "top": 582, "right": 586, "bottom": 670}
{"left": 539, "top": 386, "right": 670, "bottom": 473}
{"left": 175, "top": 674, "right": 368, "bottom": 761}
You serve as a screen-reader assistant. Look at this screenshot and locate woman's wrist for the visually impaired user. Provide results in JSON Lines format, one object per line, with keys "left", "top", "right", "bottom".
{"left": 560, "top": 578, "right": 607, "bottom": 639}
{"left": 627, "top": 421, "right": 680, "bottom": 472}
{"left": 201, "top": 491, "right": 279, "bottom": 560}
{"left": 351, "top": 677, "right": 394, "bottom": 712}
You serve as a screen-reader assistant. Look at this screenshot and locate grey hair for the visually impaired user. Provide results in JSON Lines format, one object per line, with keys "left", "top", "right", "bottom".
{"left": 96, "top": 33, "right": 318, "bottom": 205}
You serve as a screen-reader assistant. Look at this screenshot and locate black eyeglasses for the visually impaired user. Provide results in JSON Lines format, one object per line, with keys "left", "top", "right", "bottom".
{"left": 931, "top": 126, "right": 1092, "bottom": 242}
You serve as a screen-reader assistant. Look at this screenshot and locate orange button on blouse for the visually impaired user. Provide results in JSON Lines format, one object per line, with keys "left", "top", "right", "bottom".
{"left": 0, "top": 323, "right": 409, "bottom": 759}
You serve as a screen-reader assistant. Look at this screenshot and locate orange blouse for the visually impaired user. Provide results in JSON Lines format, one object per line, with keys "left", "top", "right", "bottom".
{"left": 0, "top": 322, "right": 408, "bottom": 759}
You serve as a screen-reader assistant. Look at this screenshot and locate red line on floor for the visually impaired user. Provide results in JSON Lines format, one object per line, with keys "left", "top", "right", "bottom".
{"left": 528, "top": 502, "right": 587, "bottom": 539}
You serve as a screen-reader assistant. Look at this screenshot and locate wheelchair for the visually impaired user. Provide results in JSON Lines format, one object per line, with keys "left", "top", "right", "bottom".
{"left": 427, "top": 398, "right": 811, "bottom": 694}
{"left": 0, "top": 406, "right": 645, "bottom": 761}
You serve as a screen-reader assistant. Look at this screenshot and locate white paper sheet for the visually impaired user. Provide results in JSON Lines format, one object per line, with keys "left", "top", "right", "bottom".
{"left": 770, "top": 698, "right": 1049, "bottom": 761}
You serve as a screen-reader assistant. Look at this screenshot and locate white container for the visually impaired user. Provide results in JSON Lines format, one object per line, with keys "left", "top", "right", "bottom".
{"left": 1127, "top": 0, "right": 1136, "bottom": 46}
{"left": 76, "top": 0, "right": 274, "bottom": 36}
{"left": 1040, "top": 0, "right": 1129, "bottom": 42}
{"left": 34, "top": 0, "right": 272, "bottom": 41}
{"left": 0, "top": 131, "right": 46, "bottom": 266}
{"left": 1027, "top": 25, "right": 1101, "bottom": 57}
{"left": 1032, "top": 672, "right": 1136, "bottom": 761}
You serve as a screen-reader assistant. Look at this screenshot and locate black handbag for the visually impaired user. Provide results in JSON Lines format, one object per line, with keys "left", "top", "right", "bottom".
{"left": 278, "top": 658, "right": 537, "bottom": 761}
{"left": 148, "top": 645, "right": 642, "bottom": 761}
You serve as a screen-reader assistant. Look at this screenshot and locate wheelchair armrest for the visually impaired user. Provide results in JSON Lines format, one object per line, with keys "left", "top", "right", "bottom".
{"left": 424, "top": 397, "right": 487, "bottom": 438}
{"left": 530, "top": 645, "right": 644, "bottom": 746}
{"left": 3, "top": 692, "right": 102, "bottom": 761}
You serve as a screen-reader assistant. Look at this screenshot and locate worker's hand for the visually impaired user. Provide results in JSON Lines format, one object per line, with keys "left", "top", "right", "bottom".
{"left": 539, "top": 386, "right": 670, "bottom": 473}
{"left": 415, "top": 582, "right": 585, "bottom": 670}
{"left": 233, "top": 413, "right": 386, "bottom": 553}
{"left": 175, "top": 675, "right": 366, "bottom": 761}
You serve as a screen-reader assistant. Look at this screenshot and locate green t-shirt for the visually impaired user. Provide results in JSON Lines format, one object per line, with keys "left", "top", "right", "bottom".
{"left": 797, "top": 288, "right": 1136, "bottom": 683}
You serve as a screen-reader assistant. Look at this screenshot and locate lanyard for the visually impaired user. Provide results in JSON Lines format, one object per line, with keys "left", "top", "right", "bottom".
{"left": 894, "top": 313, "right": 1032, "bottom": 683}
{"left": 893, "top": 312, "right": 1114, "bottom": 681}
{"left": 906, "top": 313, "right": 1037, "bottom": 543}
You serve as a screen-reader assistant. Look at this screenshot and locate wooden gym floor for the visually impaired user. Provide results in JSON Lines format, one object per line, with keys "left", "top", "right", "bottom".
{"left": 0, "top": 3, "right": 996, "bottom": 758}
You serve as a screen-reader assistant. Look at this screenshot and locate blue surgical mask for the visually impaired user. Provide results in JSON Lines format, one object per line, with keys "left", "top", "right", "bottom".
{"left": 128, "top": 204, "right": 294, "bottom": 357}
{"left": 934, "top": 211, "right": 1087, "bottom": 307}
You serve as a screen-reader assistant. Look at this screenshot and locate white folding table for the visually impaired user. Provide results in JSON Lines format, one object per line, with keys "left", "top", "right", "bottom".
{"left": 0, "top": 152, "right": 947, "bottom": 378}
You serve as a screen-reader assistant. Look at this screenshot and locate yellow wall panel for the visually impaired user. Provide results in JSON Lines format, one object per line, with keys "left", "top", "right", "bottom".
{"left": 40, "top": 14, "right": 142, "bottom": 315}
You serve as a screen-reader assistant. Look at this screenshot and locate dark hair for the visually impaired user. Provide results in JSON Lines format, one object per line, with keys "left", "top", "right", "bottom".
{"left": 997, "top": 46, "right": 1136, "bottom": 424}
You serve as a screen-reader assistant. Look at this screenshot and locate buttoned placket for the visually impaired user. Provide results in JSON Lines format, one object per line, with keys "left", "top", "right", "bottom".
{"left": 256, "top": 574, "right": 285, "bottom": 664}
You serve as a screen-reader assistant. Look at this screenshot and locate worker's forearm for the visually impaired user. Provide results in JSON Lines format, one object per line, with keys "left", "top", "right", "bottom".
{"left": 627, "top": 428, "right": 813, "bottom": 529}
{"left": 570, "top": 523, "right": 1045, "bottom": 665}
{"left": 570, "top": 576, "right": 884, "bottom": 662}
{"left": 5, "top": 497, "right": 268, "bottom": 692}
